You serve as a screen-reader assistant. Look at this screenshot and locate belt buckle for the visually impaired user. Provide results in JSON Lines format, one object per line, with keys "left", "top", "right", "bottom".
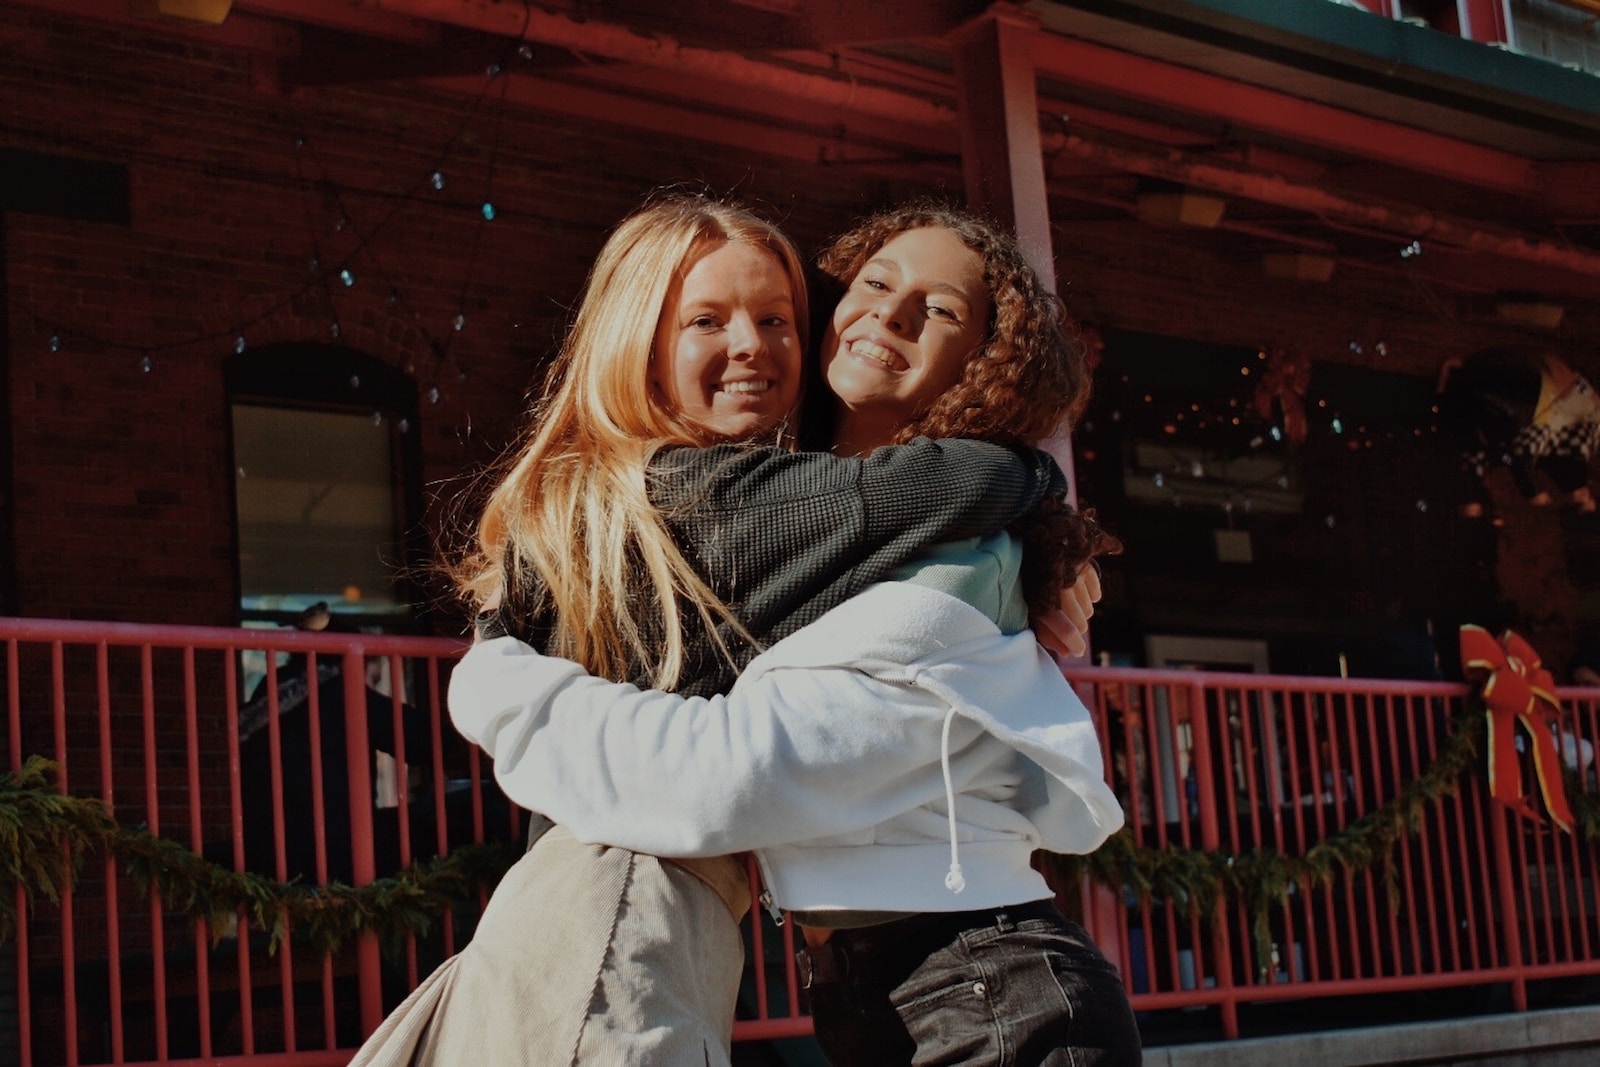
{"left": 795, "top": 943, "right": 845, "bottom": 990}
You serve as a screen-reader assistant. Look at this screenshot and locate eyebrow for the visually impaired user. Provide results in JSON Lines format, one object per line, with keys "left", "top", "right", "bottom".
{"left": 863, "top": 256, "right": 973, "bottom": 302}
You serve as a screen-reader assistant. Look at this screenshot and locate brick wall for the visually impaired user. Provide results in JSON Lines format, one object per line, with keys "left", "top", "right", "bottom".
{"left": 2, "top": 4, "right": 1592, "bottom": 643}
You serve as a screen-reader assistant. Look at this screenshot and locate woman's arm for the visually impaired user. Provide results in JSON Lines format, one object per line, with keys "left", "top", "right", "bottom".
{"left": 450, "top": 635, "right": 992, "bottom": 857}
{"left": 652, "top": 437, "right": 1068, "bottom": 650}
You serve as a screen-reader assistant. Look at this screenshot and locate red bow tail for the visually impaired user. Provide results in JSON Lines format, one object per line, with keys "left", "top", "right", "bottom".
{"left": 1459, "top": 625, "right": 1576, "bottom": 833}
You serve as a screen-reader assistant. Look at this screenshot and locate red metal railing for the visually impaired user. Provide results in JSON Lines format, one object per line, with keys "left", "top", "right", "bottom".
{"left": 6, "top": 618, "right": 1600, "bottom": 1062}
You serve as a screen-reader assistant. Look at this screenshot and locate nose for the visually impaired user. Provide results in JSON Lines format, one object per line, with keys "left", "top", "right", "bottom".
{"left": 871, "top": 292, "right": 917, "bottom": 334}
{"left": 727, "top": 312, "right": 765, "bottom": 360}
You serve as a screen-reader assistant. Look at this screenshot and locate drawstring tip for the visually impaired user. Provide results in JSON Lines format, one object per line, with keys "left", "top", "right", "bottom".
{"left": 945, "top": 865, "right": 966, "bottom": 894}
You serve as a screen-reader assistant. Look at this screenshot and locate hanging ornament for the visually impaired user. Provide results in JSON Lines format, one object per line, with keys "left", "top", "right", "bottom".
{"left": 431, "top": 171, "right": 446, "bottom": 191}
{"left": 48, "top": 334, "right": 61, "bottom": 352}
{"left": 398, "top": 418, "right": 411, "bottom": 434}
{"left": 428, "top": 386, "right": 441, "bottom": 404}
{"left": 1254, "top": 347, "right": 1311, "bottom": 445}
{"left": 452, "top": 313, "right": 466, "bottom": 332}
{"left": 339, "top": 269, "right": 355, "bottom": 286}
{"left": 234, "top": 335, "right": 247, "bottom": 355}
{"left": 372, "top": 411, "right": 383, "bottom": 426}
{"left": 139, "top": 354, "right": 153, "bottom": 373}
{"left": 330, "top": 322, "right": 341, "bottom": 339}
{"left": 481, "top": 202, "right": 496, "bottom": 221}
{"left": 348, "top": 374, "right": 361, "bottom": 389}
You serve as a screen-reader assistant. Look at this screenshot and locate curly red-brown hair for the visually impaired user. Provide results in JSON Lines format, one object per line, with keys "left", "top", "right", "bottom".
{"left": 817, "top": 200, "right": 1121, "bottom": 610}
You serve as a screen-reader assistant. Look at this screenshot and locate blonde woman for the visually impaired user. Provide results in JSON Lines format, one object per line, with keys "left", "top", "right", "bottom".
{"left": 351, "top": 197, "right": 1072, "bottom": 1065}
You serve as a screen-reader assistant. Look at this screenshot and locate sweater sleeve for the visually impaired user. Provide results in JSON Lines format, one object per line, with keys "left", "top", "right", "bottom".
{"left": 449, "top": 635, "right": 991, "bottom": 857}
{"left": 653, "top": 438, "right": 1065, "bottom": 659}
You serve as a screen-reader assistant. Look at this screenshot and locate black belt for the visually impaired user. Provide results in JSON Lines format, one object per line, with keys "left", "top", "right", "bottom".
{"left": 794, "top": 900, "right": 1062, "bottom": 990}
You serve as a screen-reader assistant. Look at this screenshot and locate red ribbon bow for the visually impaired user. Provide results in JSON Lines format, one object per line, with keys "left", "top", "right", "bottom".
{"left": 1253, "top": 347, "right": 1311, "bottom": 446}
{"left": 1458, "top": 625, "right": 1574, "bottom": 833}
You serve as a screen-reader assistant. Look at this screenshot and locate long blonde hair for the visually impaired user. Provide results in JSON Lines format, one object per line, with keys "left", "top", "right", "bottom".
{"left": 460, "top": 196, "right": 809, "bottom": 688}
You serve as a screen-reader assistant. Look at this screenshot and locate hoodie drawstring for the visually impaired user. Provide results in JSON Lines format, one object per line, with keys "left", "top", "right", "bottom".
{"left": 940, "top": 705, "right": 966, "bottom": 894}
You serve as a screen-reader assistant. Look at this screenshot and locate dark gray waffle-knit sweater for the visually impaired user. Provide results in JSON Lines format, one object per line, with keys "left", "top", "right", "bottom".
{"left": 493, "top": 436, "right": 1065, "bottom": 698}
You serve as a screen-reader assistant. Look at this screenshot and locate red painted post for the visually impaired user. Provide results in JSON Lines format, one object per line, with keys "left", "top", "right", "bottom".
{"left": 1487, "top": 804, "right": 1530, "bottom": 1011}
{"left": 1183, "top": 679, "right": 1239, "bottom": 1037}
{"left": 343, "top": 645, "right": 385, "bottom": 1034}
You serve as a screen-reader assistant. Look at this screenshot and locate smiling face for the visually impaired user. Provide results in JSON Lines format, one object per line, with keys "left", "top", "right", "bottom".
{"left": 820, "top": 226, "right": 991, "bottom": 453}
{"left": 652, "top": 240, "right": 803, "bottom": 442}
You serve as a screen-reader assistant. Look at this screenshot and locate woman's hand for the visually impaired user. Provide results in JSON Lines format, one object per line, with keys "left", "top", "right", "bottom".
{"left": 1032, "top": 565, "right": 1100, "bottom": 660}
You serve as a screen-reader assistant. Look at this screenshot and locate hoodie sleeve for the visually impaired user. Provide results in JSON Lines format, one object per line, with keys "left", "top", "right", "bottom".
{"left": 449, "top": 635, "right": 990, "bottom": 857}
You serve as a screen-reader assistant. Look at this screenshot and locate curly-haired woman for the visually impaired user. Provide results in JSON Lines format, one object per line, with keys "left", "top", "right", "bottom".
{"left": 444, "top": 201, "right": 1141, "bottom": 1065}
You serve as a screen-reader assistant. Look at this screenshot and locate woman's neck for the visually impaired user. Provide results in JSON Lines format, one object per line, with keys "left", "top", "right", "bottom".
{"left": 829, "top": 406, "right": 899, "bottom": 458}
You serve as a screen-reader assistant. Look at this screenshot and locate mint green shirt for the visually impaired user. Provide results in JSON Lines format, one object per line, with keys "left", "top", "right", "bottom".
{"left": 889, "top": 532, "right": 1028, "bottom": 634}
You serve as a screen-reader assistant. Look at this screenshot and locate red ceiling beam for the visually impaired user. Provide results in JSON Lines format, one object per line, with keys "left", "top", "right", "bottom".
{"left": 15, "top": 0, "right": 298, "bottom": 53}
{"left": 366, "top": 0, "right": 957, "bottom": 129}
{"left": 1029, "top": 33, "right": 1541, "bottom": 198}
{"left": 417, "top": 73, "right": 947, "bottom": 174}
{"left": 236, "top": 0, "right": 439, "bottom": 45}
{"left": 1051, "top": 132, "right": 1600, "bottom": 281}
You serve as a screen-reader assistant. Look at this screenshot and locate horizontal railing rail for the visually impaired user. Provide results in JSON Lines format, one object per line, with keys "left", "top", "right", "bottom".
{"left": 6, "top": 618, "right": 1600, "bottom": 1061}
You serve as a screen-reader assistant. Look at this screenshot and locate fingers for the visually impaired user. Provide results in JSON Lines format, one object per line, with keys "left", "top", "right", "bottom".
{"left": 1034, "top": 609, "right": 1088, "bottom": 660}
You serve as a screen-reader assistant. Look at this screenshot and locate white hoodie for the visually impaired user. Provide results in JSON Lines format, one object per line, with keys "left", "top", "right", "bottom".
{"left": 449, "top": 579, "right": 1124, "bottom": 917}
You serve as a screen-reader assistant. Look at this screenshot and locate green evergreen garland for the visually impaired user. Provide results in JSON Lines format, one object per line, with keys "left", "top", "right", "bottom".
{"left": 3, "top": 694, "right": 1590, "bottom": 983}
{"left": 0, "top": 755, "right": 521, "bottom": 955}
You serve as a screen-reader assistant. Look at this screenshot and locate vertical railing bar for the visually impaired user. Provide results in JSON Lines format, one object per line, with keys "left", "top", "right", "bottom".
{"left": 9, "top": 639, "right": 34, "bottom": 1067}
{"left": 95, "top": 641, "right": 126, "bottom": 1063}
{"left": 1408, "top": 694, "right": 1445, "bottom": 979}
{"left": 182, "top": 647, "right": 213, "bottom": 1058}
{"left": 746, "top": 857, "right": 770, "bottom": 1020}
{"left": 1157, "top": 683, "right": 1184, "bottom": 996}
{"left": 303, "top": 651, "right": 331, "bottom": 1052}
{"left": 270, "top": 652, "right": 298, "bottom": 1054}
{"left": 1286, "top": 689, "right": 1316, "bottom": 983}
{"left": 1350, "top": 694, "right": 1388, "bottom": 979}
{"left": 343, "top": 644, "right": 384, "bottom": 1036}
{"left": 1215, "top": 686, "right": 1250, "bottom": 992}
{"left": 389, "top": 652, "right": 420, "bottom": 993}
{"left": 426, "top": 656, "right": 457, "bottom": 957}
{"left": 1516, "top": 812, "right": 1542, "bottom": 972}
{"left": 224, "top": 651, "right": 255, "bottom": 1055}
{"left": 51, "top": 641, "right": 79, "bottom": 1067}
{"left": 1382, "top": 693, "right": 1418, "bottom": 976}
{"left": 1305, "top": 691, "right": 1337, "bottom": 981}
{"left": 1356, "top": 696, "right": 1385, "bottom": 979}
{"left": 1185, "top": 678, "right": 1236, "bottom": 1036}
{"left": 1489, "top": 799, "right": 1530, "bottom": 1010}
{"left": 306, "top": 651, "right": 330, "bottom": 887}
{"left": 141, "top": 644, "right": 170, "bottom": 1061}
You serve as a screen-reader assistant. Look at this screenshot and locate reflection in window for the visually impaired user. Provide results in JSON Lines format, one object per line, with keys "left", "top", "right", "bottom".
{"left": 232, "top": 404, "right": 408, "bottom": 624}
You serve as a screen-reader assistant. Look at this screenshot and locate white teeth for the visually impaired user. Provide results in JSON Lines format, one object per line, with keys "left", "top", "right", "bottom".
{"left": 851, "top": 339, "right": 896, "bottom": 367}
{"left": 721, "top": 380, "right": 770, "bottom": 394}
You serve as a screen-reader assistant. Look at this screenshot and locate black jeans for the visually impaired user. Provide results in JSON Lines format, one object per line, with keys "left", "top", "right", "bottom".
{"left": 800, "top": 902, "right": 1141, "bottom": 1066}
